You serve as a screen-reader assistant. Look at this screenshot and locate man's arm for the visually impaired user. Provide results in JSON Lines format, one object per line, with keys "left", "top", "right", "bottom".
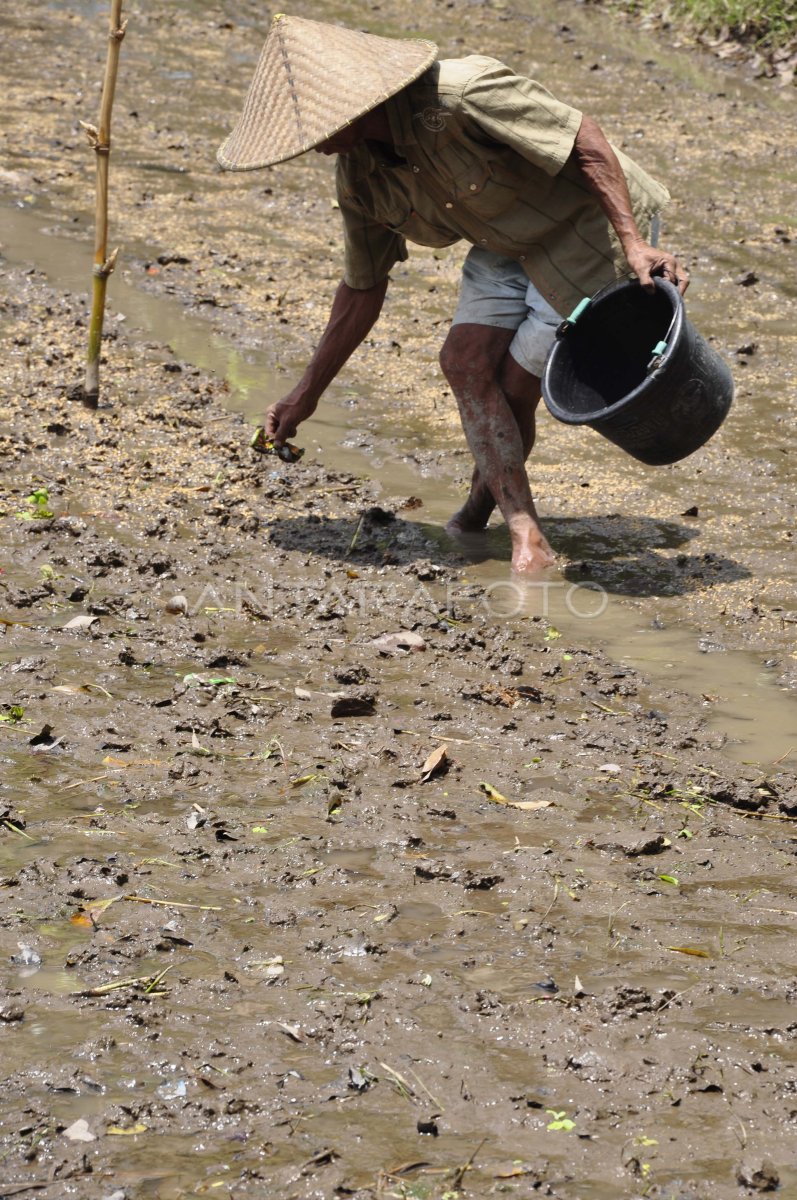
{"left": 265, "top": 277, "right": 389, "bottom": 444}
{"left": 573, "top": 114, "right": 688, "bottom": 294}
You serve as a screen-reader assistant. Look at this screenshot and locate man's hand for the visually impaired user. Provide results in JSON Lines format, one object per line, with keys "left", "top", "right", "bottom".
{"left": 625, "top": 240, "right": 689, "bottom": 296}
{"left": 262, "top": 277, "right": 389, "bottom": 446}
{"left": 264, "top": 391, "right": 317, "bottom": 446}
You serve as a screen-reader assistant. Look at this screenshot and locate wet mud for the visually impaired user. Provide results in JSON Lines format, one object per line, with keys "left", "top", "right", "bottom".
{"left": 1, "top": 2, "right": 797, "bottom": 1198}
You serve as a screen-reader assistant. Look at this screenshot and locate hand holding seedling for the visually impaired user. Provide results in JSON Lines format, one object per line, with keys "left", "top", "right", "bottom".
{"left": 250, "top": 426, "right": 304, "bottom": 463}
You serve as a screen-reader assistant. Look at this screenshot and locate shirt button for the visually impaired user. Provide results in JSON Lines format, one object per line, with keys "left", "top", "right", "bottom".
{"left": 445, "top": 201, "right": 453, "bottom": 209}
{"left": 412, "top": 165, "right": 420, "bottom": 173}
{"left": 519, "top": 254, "right": 526, "bottom": 261}
{"left": 469, "top": 183, "right": 478, "bottom": 191}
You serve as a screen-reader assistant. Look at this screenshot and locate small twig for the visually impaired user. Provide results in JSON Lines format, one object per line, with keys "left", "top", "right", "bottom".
{"left": 732, "top": 810, "right": 797, "bottom": 824}
{"left": 590, "top": 700, "right": 630, "bottom": 716}
{"left": 123, "top": 894, "right": 223, "bottom": 911}
{"left": 71, "top": 964, "right": 173, "bottom": 997}
{"left": 143, "top": 964, "right": 174, "bottom": 994}
{"left": 406, "top": 1066, "right": 445, "bottom": 1112}
{"left": 1, "top": 819, "right": 35, "bottom": 841}
{"left": 314, "top": 484, "right": 363, "bottom": 494}
{"left": 348, "top": 513, "right": 365, "bottom": 553}
{"left": 654, "top": 981, "right": 704, "bottom": 1015}
{"left": 538, "top": 876, "right": 560, "bottom": 924}
{"left": 389, "top": 727, "right": 487, "bottom": 746}
{"left": 731, "top": 1111, "right": 747, "bottom": 1150}
{"left": 62, "top": 774, "right": 113, "bottom": 790}
{"left": 0, "top": 1184, "right": 52, "bottom": 1197}
{"left": 450, "top": 1137, "right": 488, "bottom": 1191}
{"left": 379, "top": 1062, "right": 416, "bottom": 1102}
{"left": 607, "top": 899, "right": 633, "bottom": 942}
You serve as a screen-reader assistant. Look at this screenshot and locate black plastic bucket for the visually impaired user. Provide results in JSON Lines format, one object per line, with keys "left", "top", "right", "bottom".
{"left": 541, "top": 278, "right": 734, "bottom": 466}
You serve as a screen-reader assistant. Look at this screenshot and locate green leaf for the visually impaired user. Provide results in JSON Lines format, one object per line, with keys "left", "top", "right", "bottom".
{"left": 546, "top": 1110, "right": 576, "bottom": 1131}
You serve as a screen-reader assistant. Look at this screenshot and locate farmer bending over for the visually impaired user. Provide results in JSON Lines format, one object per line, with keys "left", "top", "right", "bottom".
{"left": 218, "top": 14, "right": 688, "bottom": 573}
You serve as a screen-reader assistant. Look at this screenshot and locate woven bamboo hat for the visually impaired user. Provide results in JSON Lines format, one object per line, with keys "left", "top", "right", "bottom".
{"left": 217, "top": 13, "right": 438, "bottom": 171}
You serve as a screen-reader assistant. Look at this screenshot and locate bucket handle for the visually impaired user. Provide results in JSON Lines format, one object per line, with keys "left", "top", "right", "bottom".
{"left": 646, "top": 295, "right": 681, "bottom": 373}
{"left": 646, "top": 338, "right": 670, "bottom": 374}
{"left": 554, "top": 273, "right": 637, "bottom": 339}
{"left": 555, "top": 297, "right": 590, "bottom": 339}
{"left": 556, "top": 276, "right": 682, "bottom": 374}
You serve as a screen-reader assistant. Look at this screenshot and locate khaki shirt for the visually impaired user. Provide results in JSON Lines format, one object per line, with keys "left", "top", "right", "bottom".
{"left": 336, "top": 55, "right": 670, "bottom": 316}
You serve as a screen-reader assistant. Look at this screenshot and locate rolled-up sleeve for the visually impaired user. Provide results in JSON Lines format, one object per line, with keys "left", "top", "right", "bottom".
{"left": 458, "top": 59, "right": 582, "bottom": 177}
{"left": 338, "top": 190, "right": 409, "bottom": 290}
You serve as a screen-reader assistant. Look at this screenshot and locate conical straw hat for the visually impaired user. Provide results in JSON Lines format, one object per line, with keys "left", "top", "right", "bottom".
{"left": 217, "top": 13, "right": 438, "bottom": 171}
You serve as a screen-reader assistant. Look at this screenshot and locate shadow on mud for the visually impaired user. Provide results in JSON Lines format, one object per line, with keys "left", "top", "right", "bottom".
{"left": 550, "top": 514, "right": 751, "bottom": 597}
{"left": 265, "top": 511, "right": 750, "bottom": 597}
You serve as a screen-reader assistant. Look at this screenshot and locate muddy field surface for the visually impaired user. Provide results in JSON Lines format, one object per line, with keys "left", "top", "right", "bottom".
{"left": 1, "top": 2, "right": 797, "bottom": 1199}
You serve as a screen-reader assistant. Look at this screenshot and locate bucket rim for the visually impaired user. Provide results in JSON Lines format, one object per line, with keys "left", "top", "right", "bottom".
{"left": 542, "top": 277, "right": 685, "bottom": 427}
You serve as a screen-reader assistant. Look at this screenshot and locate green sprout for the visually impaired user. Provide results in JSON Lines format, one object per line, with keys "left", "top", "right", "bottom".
{"left": 16, "top": 487, "right": 54, "bottom": 520}
{"left": 0, "top": 706, "right": 25, "bottom": 725}
{"left": 546, "top": 1109, "right": 576, "bottom": 1132}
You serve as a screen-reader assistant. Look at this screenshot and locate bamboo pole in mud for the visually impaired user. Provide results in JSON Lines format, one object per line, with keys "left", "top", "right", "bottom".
{"left": 79, "top": 0, "right": 127, "bottom": 406}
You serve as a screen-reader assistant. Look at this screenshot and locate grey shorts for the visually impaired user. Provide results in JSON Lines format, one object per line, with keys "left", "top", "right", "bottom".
{"left": 450, "top": 247, "right": 563, "bottom": 377}
{"left": 450, "top": 217, "right": 661, "bottom": 377}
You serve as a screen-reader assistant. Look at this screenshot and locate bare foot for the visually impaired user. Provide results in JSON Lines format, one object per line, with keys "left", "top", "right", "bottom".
{"left": 509, "top": 516, "right": 556, "bottom": 574}
{"left": 445, "top": 490, "right": 496, "bottom": 536}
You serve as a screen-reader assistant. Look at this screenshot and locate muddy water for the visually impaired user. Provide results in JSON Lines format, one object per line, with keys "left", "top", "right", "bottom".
{"left": 3, "top": 203, "right": 794, "bottom": 767}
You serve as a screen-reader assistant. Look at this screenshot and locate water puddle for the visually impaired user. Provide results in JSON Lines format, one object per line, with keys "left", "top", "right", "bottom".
{"left": 2, "top": 202, "right": 794, "bottom": 767}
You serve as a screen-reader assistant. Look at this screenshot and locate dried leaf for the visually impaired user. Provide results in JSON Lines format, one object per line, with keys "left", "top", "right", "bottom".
{"left": 668, "top": 945, "right": 711, "bottom": 958}
{"left": 370, "top": 631, "right": 426, "bottom": 655}
{"left": 479, "top": 782, "right": 552, "bottom": 811}
{"left": 164, "top": 595, "right": 189, "bottom": 615}
{"left": 277, "top": 1022, "right": 303, "bottom": 1042}
{"left": 420, "top": 744, "right": 448, "bottom": 782}
{"left": 63, "top": 1118, "right": 95, "bottom": 1142}
{"left": 28, "top": 725, "right": 65, "bottom": 750}
{"left": 253, "top": 956, "right": 284, "bottom": 980}
{"left": 190, "top": 731, "right": 211, "bottom": 756}
{"left": 385, "top": 1160, "right": 434, "bottom": 1178}
{"left": 70, "top": 896, "right": 121, "bottom": 927}
{"left": 187, "top": 804, "right": 206, "bottom": 831}
{"left": 479, "top": 781, "right": 510, "bottom": 805}
{"left": 63, "top": 615, "right": 99, "bottom": 631}
{"left": 52, "top": 683, "right": 112, "bottom": 699}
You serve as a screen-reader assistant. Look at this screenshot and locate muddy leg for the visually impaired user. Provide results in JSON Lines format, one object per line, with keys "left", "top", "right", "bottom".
{"left": 440, "top": 324, "right": 554, "bottom": 573}
{"left": 448, "top": 351, "right": 543, "bottom": 532}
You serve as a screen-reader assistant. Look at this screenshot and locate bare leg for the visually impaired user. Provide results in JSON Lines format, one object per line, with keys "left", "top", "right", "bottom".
{"left": 440, "top": 324, "right": 554, "bottom": 573}
{"left": 448, "top": 350, "right": 542, "bottom": 532}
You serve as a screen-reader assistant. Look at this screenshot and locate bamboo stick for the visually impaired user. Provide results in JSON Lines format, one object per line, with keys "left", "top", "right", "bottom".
{"left": 79, "top": 1, "right": 127, "bottom": 406}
